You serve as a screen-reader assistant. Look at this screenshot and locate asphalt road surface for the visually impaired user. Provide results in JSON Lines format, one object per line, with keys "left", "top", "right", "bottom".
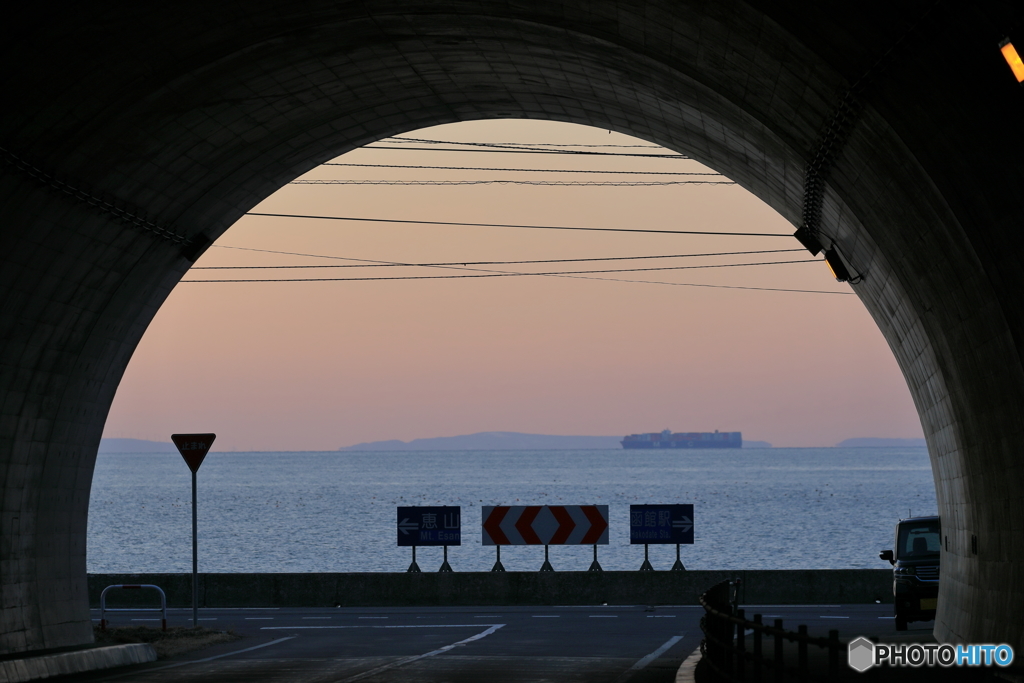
{"left": 62, "top": 603, "right": 917, "bottom": 682}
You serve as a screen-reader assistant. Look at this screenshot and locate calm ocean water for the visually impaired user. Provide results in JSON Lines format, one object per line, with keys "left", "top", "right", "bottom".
{"left": 87, "top": 448, "right": 936, "bottom": 574}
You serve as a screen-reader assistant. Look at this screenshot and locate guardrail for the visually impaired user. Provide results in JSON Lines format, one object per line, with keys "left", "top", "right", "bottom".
{"left": 699, "top": 579, "right": 840, "bottom": 682}
{"left": 99, "top": 584, "right": 167, "bottom": 631}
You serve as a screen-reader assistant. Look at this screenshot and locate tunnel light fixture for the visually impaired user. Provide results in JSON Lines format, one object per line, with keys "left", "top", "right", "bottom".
{"left": 824, "top": 247, "right": 852, "bottom": 283}
{"left": 793, "top": 226, "right": 823, "bottom": 256}
{"left": 999, "top": 38, "right": 1024, "bottom": 83}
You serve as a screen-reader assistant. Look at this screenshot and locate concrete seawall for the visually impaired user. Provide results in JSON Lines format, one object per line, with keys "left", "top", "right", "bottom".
{"left": 89, "top": 570, "right": 892, "bottom": 608}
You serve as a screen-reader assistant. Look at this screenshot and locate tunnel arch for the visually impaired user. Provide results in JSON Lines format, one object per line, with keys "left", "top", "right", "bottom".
{"left": 2, "top": 0, "right": 1022, "bottom": 654}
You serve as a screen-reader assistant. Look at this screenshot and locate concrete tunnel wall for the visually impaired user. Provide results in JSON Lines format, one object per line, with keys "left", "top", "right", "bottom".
{"left": 1, "top": 0, "right": 1022, "bottom": 655}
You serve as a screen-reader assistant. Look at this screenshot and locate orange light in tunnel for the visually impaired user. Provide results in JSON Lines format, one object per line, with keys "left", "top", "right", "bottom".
{"left": 1000, "top": 38, "right": 1024, "bottom": 83}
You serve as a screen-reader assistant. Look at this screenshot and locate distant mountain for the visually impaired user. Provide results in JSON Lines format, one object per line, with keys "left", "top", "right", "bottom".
{"left": 99, "top": 438, "right": 176, "bottom": 453}
{"left": 340, "top": 432, "right": 622, "bottom": 451}
{"left": 835, "top": 438, "right": 927, "bottom": 448}
{"left": 341, "top": 432, "right": 772, "bottom": 451}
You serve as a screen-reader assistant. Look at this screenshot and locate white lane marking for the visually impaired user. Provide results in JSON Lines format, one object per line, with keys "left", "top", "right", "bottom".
{"left": 655, "top": 615, "right": 677, "bottom": 618}
{"left": 94, "top": 637, "right": 296, "bottom": 680}
{"left": 589, "top": 615, "right": 618, "bottom": 618}
{"left": 198, "top": 618, "right": 217, "bottom": 621}
{"left": 879, "top": 616, "right": 895, "bottom": 619}
{"left": 613, "top": 635, "right": 685, "bottom": 683}
{"left": 820, "top": 616, "right": 849, "bottom": 619}
{"left": 336, "top": 624, "right": 505, "bottom": 683}
{"left": 303, "top": 617, "right": 332, "bottom": 619}
{"left": 746, "top": 605, "right": 842, "bottom": 608}
{"left": 261, "top": 624, "right": 499, "bottom": 630}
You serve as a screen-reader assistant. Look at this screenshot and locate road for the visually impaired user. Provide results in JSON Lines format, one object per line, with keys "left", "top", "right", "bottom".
{"left": 62, "top": 603, "right": 919, "bottom": 682}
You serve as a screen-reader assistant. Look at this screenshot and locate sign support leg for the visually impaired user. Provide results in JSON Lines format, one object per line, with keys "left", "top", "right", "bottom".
{"left": 540, "top": 544, "right": 554, "bottom": 572}
{"left": 191, "top": 470, "right": 198, "bottom": 628}
{"left": 491, "top": 545, "right": 505, "bottom": 572}
{"left": 671, "top": 543, "right": 686, "bottom": 571}
{"left": 639, "top": 543, "right": 654, "bottom": 571}
{"left": 588, "top": 544, "right": 603, "bottom": 572}
{"left": 407, "top": 546, "right": 421, "bottom": 573}
{"left": 439, "top": 545, "right": 453, "bottom": 572}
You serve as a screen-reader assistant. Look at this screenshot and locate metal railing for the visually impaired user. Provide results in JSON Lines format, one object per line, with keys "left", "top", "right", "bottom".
{"left": 699, "top": 580, "right": 840, "bottom": 682}
{"left": 99, "top": 584, "right": 167, "bottom": 631}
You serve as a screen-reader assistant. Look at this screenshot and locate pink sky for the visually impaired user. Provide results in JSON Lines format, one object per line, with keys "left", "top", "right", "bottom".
{"left": 102, "top": 120, "right": 924, "bottom": 450}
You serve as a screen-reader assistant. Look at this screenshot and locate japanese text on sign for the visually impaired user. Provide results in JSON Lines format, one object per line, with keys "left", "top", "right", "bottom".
{"left": 629, "top": 504, "right": 694, "bottom": 544}
{"left": 397, "top": 506, "right": 461, "bottom": 546}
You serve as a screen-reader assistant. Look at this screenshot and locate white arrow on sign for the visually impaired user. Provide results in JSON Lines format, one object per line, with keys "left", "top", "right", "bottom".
{"left": 398, "top": 518, "right": 419, "bottom": 535}
{"left": 672, "top": 516, "right": 693, "bottom": 532}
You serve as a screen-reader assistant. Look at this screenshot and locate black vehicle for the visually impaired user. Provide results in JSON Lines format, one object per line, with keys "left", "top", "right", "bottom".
{"left": 879, "top": 515, "right": 940, "bottom": 630}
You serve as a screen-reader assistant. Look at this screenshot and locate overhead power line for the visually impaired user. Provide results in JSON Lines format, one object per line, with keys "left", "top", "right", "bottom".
{"left": 364, "top": 146, "right": 688, "bottom": 158}
{"left": 290, "top": 179, "right": 732, "bottom": 186}
{"left": 243, "top": 212, "right": 793, "bottom": 237}
{"left": 196, "top": 247, "right": 806, "bottom": 269}
{"left": 197, "top": 245, "right": 849, "bottom": 294}
{"left": 184, "top": 258, "right": 821, "bottom": 282}
{"left": 321, "top": 162, "right": 718, "bottom": 176}
{"left": 384, "top": 136, "right": 665, "bottom": 149}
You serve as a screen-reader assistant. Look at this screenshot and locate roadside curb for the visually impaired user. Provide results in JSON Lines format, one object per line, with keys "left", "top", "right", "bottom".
{"left": 675, "top": 645, "right": 701, "bottom": 683}
{"left": 0, "top": 643, "right": 156, "bottom": 682}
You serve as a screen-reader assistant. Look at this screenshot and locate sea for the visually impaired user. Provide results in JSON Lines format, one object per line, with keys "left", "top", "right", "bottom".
{"left": 87, "top": 447, "right": 936, "bottom": 574}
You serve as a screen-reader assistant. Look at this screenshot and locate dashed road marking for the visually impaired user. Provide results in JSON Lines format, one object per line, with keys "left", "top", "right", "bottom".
{"left": 613, "top": 634, "right": 685, "bottom": 683}
{"left": 262, "top": 624, "right": 501, "bottom": 630}
{"left": 334, "top": 624, "right": 505, "bottom": 683}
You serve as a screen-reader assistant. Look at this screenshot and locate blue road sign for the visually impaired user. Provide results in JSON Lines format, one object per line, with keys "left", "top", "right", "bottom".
{"left": 629, "top": 504, "right": 694, "bottom": 544}
{"left": 397, "top": 506, "right": 461, "bottom": 546}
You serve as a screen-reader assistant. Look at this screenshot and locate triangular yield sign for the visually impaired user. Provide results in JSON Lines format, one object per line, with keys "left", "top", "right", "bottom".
{"left": 171, "top": 433, "right": 216, "bottom": 473}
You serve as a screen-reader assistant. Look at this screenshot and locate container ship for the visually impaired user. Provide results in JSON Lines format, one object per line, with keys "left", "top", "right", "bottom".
{"left": 621, "top": 429, "right": 742, "bottom": 449}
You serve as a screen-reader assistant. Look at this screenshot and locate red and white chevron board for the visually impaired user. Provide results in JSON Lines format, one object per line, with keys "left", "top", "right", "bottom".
{"left": 481, "top": 505, "right": 609, "bottom": 545}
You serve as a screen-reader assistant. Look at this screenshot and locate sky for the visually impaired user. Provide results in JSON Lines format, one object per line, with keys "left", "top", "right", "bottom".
{"left": 101, "top": 119, "right": 925, "bottom": 451}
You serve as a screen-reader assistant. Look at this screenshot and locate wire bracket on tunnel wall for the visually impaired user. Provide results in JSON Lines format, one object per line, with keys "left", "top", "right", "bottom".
{"left": 798, "top": 1, "right": 946, "bottom": 271}
{"left": 0, "top": 144, "right": 190, "bottom": 247}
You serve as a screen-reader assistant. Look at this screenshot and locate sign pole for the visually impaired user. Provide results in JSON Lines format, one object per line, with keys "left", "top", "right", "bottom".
{"left": 170, "top": 433, "right": 216, "bottom": 631}
{"left": 191, "top": 469, "right": 198, "bottom": 627}
{"left": 540, "top": 544, "right": 554, "bottom": 572}
{"left": 639, "top": 543, "right": 654, "bottom": 571}
{"left": 672, "top": 543, "right": 686, "bottom": 571}
{"left": 491, "top": 545, "right": 505, "bottom": 572}
{"left": 589, "top": 544, "right": 603, "bottom": 572}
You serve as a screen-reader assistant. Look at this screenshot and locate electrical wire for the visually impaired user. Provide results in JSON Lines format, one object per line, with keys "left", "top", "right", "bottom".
{"left": 195, "top": 245, "right": 850, "bottom": 294}
{"left": 320, "top": 162, "right": 718, "bottom": 176}
{"left": 383, "top": 136, "right": 665, "bottom": 149}
{"left": 364, "top": 146, "right": 688, "bottom": 158}
{"left": 196, "top": 247, "right": 806, "bottom": 269}
{"left": 184, "top": 258, "right": 822, "bottom": 282}
{"left": 289, "top": 179, "right": 732, "bottom": 186}
{"left": 243, "top": 212, "right": 793, "bottom": 237}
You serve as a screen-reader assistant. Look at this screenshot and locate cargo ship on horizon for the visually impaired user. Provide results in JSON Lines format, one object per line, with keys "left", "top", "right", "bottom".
{"left": 621, "top": 429, "right": 742, "bottom": 449}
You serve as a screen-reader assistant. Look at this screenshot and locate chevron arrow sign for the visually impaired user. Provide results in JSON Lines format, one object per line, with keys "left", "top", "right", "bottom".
{"left": 481, "top": 505, "right": 609, "bottom": 545}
